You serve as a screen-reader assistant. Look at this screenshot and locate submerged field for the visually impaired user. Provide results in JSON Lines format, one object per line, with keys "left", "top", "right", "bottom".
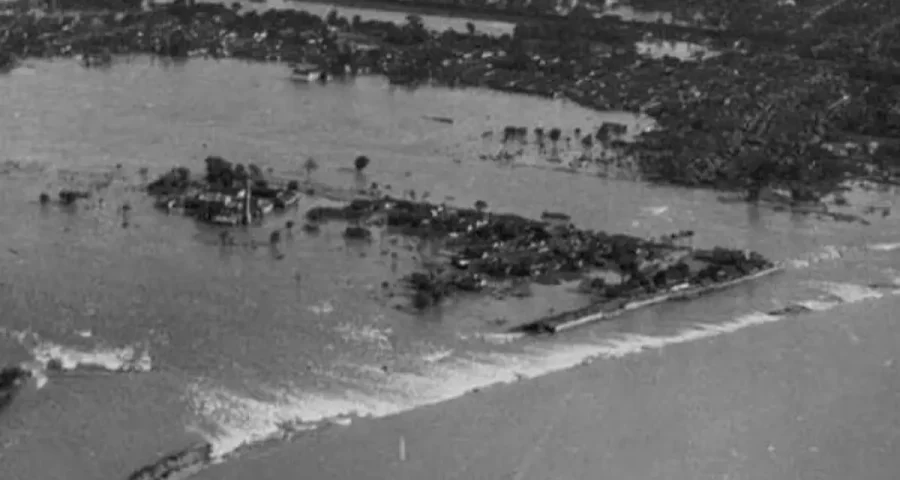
{"left": 0, "top": 2, "right": 899, "bottom": 479}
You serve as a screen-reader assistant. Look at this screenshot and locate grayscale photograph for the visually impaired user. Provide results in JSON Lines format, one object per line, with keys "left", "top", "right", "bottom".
{"left": 1, "top": 0, "right": 899, "bottom": 478}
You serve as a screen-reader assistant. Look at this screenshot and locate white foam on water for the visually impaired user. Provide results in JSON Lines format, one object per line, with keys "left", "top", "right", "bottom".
{"left": 334, "top": 323, "right": 392, "bottom": 350}
{"left": 16, "top": 360, "right": 50, "bottom": 390}
{"left": 30, "top": 341, "right": 152, "bottom": 373}
{"left": 787, "top": 244, "right": 847, "bottom": 268}
{"left": 33, "top": 372, "right": 48, "bottom": 389}
{"left": 420, "top": 347, "right": 454, "bottom": 363}
{"left": 331, "top": 417, "right": 353, "bottom": 426}
{"left": 308, "top": 300, "right": 334, "bottom": 315}
{"left": 587, "top": 311, "right": 783, "bottom": 359}
{"left": 795, "top": 299, "right": 841, "bottom": 311}
{"left": 789, "top": 240, "right": 900, "bottom": 270}
{"left": 0, "top": 326, "right": 39, "bottom": 345}
{"left": 189, "top": 308, "right": 819, "bottom": 461}
{"left": 185, "top": 256, "right": 895, "bottom": 464}
{"left": 0, "top": 327, "right": 152, "bottom": 375}
{"left": 808, "top": 281, "right": 884, "bottom": 304}
{"left": 641, "top": 205, "right": 669, "bottom": 216}
{"left": 785, "top": 240, "right": 900, "bottom": 269}
{"left": 461, "top": 332, "right": 526, "bottom": 345}
{"left": 186, "top": 383, "right": 399, "bottom": 458}
{"left": 868, "top": 242, "right": 900, "bottom": 252}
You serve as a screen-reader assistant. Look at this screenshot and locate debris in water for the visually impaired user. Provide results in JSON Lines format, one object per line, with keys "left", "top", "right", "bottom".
{"left": 423, "top": 116, "right": 454, "bottom": 124}
{"left": 58, "top": 189, "right": 91, "bottom": 206}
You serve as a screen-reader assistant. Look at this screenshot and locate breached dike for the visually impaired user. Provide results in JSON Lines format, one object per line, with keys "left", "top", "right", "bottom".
{"left": 127, "top": 277, "right": 888, "bottom": 474}
{"left": 126, "top": 442, "right": 213, "bottom": 480}
{"left": 513, "top": 264, "right": 784, "bottom": 334}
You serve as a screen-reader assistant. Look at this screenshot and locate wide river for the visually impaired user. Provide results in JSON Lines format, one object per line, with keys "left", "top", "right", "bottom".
{"left": 0, "top": 3, "right": 898, "bottom": 480}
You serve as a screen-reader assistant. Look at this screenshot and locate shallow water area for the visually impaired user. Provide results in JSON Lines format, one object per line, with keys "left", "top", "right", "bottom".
{"left": 0, "top": 45, "right": 899, "bottom": 480}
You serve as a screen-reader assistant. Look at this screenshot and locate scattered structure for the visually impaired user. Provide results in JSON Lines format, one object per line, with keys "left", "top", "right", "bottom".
{"left": 305, "top": 196, "right": 777, "bottom": 318}
{"left": 146, "top": 157, "right": 301, "bottom": 226}
{"left": 1, "top": 2, "right": 897, "bottom": 201}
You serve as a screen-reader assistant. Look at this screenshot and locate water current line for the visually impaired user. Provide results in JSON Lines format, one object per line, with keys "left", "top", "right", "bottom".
{"left": 785, "top": 240, "right": 900, "bottom": 270}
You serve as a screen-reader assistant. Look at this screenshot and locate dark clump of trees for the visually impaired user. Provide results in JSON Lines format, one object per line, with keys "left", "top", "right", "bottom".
{"left": 147, "top": 166, "right": 193, "bottom": 196}
{"left": 203, "top": 156, "right": 268, "bottom": 191}
{"left": 354, "top": 155, "right": 370, "bottom": 172}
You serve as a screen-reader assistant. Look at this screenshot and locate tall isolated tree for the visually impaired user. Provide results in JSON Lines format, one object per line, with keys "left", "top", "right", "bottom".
{"left": 548, "top": 127, "right": 562, "bottom": 158}
{"left": 354, "top": 155, "right": 370, "bottom": 172}
{"left": 303, "top": 157, "right": 319, "bottom": 181}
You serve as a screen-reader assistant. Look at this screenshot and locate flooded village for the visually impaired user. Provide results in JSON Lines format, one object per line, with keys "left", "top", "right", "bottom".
{"left": 1, "top": 0, "right": 899, "bottom": 479}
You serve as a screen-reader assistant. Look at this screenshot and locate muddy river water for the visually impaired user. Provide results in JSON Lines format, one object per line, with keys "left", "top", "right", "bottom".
{"left": 0, "top": 4, "right": 899, "bottom": 480}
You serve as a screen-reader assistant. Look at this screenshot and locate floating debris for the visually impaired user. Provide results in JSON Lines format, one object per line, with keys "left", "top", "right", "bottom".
{"left": 423, "top": 115, "right": 454, "bottom": 124}
{"left": 58, "top": 189, "right": 91, "bottom": 206}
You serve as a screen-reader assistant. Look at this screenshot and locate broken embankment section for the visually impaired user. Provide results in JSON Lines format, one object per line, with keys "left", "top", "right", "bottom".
{"left": 512, "top": 265, "right": 785, "bottom": 334}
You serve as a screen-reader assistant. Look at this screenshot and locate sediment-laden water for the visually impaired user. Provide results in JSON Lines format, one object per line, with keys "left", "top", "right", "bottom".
{"left": 0, "top": 18, "right": 898, "bottom": 480}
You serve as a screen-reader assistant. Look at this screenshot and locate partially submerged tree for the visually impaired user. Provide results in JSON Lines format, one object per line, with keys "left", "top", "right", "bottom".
{"left": 233, "top": 163, "right": 248, "bottom": 183}
{"left": 548, "top": 127, "right": 562, "bottom": 158}
{"left": 403, "top": 14, "right": 428, "bottom": 44}
{"left": 502, "top": 125, "right": 517, "bottom": 144}
{"left": 354, "top": 155, "right": 370, "bottom": 172}
{"left": 534, "top": 127, "right": 545, "bottom": 153}
{"left": 248, "top": 163, "right": 265, "bottom": 183}
{"left": 303, "top": 157, "right": 319, "bottom": 180}
{"left": 204, "top": 156, "right": 237, "bottom": 190}
{"left": 580, "top": 135, "right": 594, "bottom": 160}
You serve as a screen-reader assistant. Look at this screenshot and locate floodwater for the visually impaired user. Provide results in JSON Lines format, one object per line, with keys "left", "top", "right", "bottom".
{"left": 269, "top": 1, "right": 712, "bottom": 59}
{"left": 230, "top": 0, "right": 516, "bottom": 35}
{"left": 0, "top": 18, "right": 899, "bottom": 480}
